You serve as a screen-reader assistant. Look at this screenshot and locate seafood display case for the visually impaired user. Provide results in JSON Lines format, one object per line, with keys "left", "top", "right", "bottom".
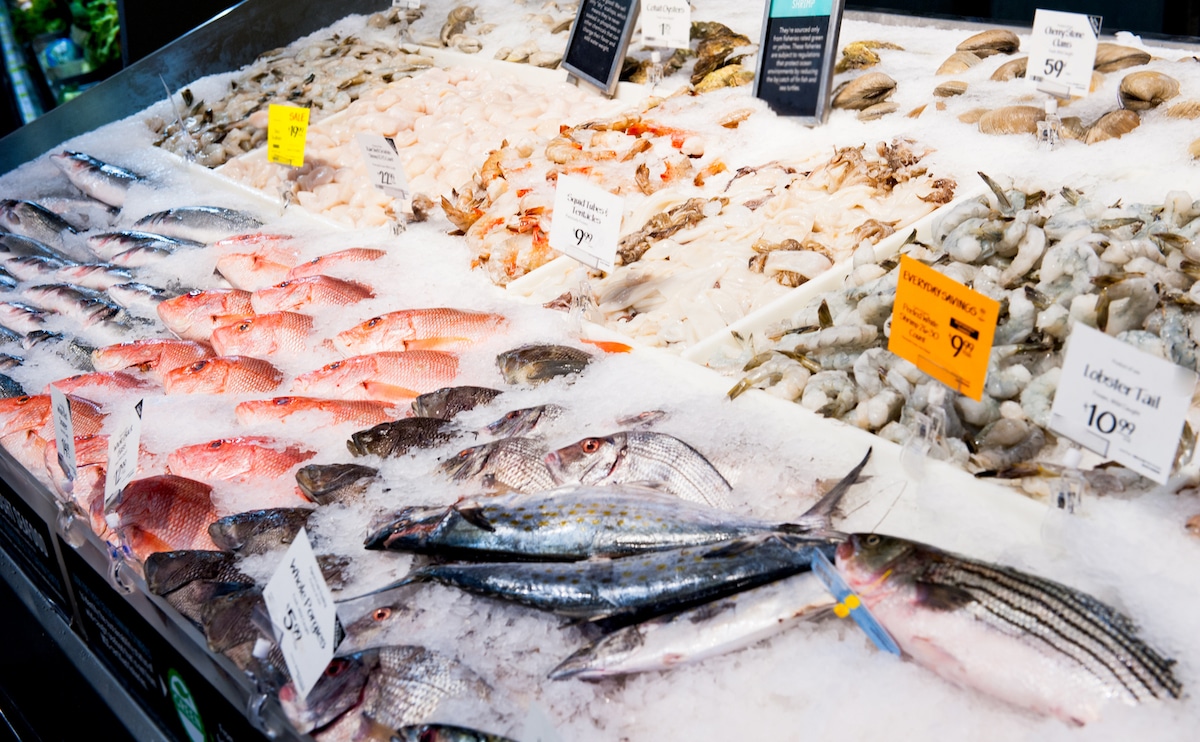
{"left": 0, "top": 0, "right": 1199, "bottom": 740}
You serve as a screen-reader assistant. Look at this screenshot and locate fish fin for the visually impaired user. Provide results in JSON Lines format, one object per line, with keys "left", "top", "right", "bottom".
{"left": 701, "top": 533, "right": 776, "bottom": 559}
{"left": 526, "top": 360, "right": 587, "bottom": 381}
{"left": 914, "top": 580, "right": 975, "bottom": 612}
{"left": 361, "top": 381, "right": 419, "bottom": 403}
{"left": 792, "top": 448, "right": 872, "bottom": 530}
{"left": 402, "top": 336, "right": 470, "bottom": 350}
{"left": 454, "top": 504, "right": 495, "bottom": 532}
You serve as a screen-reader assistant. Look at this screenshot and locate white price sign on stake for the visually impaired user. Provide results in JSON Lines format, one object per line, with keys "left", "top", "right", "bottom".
{"left": 549, "top": 175, "right": 624, "bottom": 273}
{"left": 356, "top": 133, "right": 410, "bottom": 201}
{"left": 49, "top": 385, "right": 75, "bottom": 483}
{"left": 1026, "top": 9, "right": 1101, "bottom": 98}
{"left": 641, "top": 0, "right": 691, "bottom": 49}
{"left": 392, "top": 0, "right": 421, "bottom": 9}
{"left": 263, "top": 527, "right": 338, "bottom": 700}
{"left": 1050, "top": 324, "right": 1197, "bottom": 484}
{"left": 104, "top": 400, "right": 143, "bottom": 507}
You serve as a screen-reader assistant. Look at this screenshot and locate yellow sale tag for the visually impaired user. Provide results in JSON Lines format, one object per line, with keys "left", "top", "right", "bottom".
{"left": 267, "top": 104, "right": 310, "bottom": 168}
{"left": 887, "top": 255, "right": 999, "bottom": 401}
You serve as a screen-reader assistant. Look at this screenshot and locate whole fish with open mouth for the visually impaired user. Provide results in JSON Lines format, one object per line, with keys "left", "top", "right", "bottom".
{"left": 50, "top": 150, "right": 145, "bottom": 208}
{"left": 484, "top": 404, "right": 564, "bottom": 438}
{"left": 348, "top": 417, "right": 460, "bottom": 458}
{"left": 279, "top": 645, "right": 491, "bottom": 739}
{"left": 360, "top": 534, "right": 838, "bottom": 624}
{"left": 133, "top": 206, "right": 263, "bottom": 243}
{"left": 549, "top": 570, "right": 836, "bottom": 680}
{"left": 440, "top": 437, "right": 557, "bottom": 493}
{"left": 546, "top": 431, "right": 734, "bottom": 510}
{"left": 836, "top": 533, "right": 1181, "bottom": 725}
{"left": 86, "top": 230, "right": 203, "bottom": 261}
{"left": 0, "top": 199, "right": 78, "bottom": 247}
{"left": 411, "top": 386, "right": 503, "bottom": 419}
{"left": 368, "top": 450, "right": 869, "bottom": 560}
{"left": 295, "top": 462, "right": 379, "bottom": 504}
{"left": 497, "top": 344, "right": 592, "bottom": 385}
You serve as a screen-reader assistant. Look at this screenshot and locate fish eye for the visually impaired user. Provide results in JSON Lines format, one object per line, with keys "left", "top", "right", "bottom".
{"left": 237, "top": 323, "right": 252, "bottom": 332}
{"left": 458, "top": 449, "right": 471, "bottom": 458}
{"left": 208, "top": 440, "right": 223, "bottom": 449}
{"left": 865, "top": 534, "right": 881, "bottom": 547}
{"left": 505, "top": 411, "right": 520, "bottom": 420}
{"left": 277, "top": 281, "right": 291, "bottom": 288}
{"left": 327, "top": 362, "right": 342, "bottom": 370}
{"left": 580, "top": 438, "right": 601, "bottom": 453}
{"left": 372, "top": 607, "right": 392, "bottom": 621}
{"left": 189, "top": 361, "right": 208, "bottom": 372}
{"left": 273, "top": 397, "right": 292, "bottom": 405}
{"left": 366, "top": 318, "right": 382, "bottom": 328}
{"left": 324, "top": 659, "right": 349, "bottom": 677}
{"left": 16, "top": 396, "right": 30, "bottom": 403}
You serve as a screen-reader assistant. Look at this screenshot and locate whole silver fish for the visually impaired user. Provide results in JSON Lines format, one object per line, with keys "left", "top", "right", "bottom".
{"left": 49, "top": 151, "right": 145, "bottom": 208}
{"left": 279, "top": 645, "right": 489, "bottom": 737}
{"left": 0, "top": 233, "right": 72, "bottom": 261}
{"left": 550, "top": 570, "right": 835, "bottom": 680}
{"left": 55, "top": 263, "right": 134, "bottom": 291}
{"left": 546, "top": 430, "right": 733, "bottom": 509}
{"left": 107, "top": 282, "right": 177, "bottom": 314}
{"left": 0, "top": 302, "right": 51, "bottom": 333}
{"left": 25, "top": 283, "right": 128, "bottom": 329}
{"left": 3, "top": 255, "right": 78, "bottom": 282}
{"left": 483, "top": 404, "right": 564, "bottom": 437}
{"left": 411, "top": 385, "right": 503, "bottom": 419}
{"left": 133, "top": 206, "right": 263, "bottom": 243}
{"left": 496, "top": 343, "right": 592, "bottom": 385}
{"left": 373, "top": 535, "right": 838, "bottom": 623}
{"left": 110, "top": 244, "right": 176, "bottom": 266}
{"left": 86, "top": 230, "right": 203, "bottom": 260}
{"left": 0, "top": 199, "right": 78, "bottom": 246}
{"left": 838, "top": 533, "right": 1181, "bottom": 725}
{"left": 440, "top": 437, "right": 557, "bottom": 493}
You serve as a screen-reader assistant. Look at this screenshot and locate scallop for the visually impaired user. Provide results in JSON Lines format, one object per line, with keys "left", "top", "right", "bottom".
{"left": 831, "top": 72, "right": 896, "bottom": 110}
{"left": 978, "top": 105, "right": 1043, "bottom": 135}
{"left": 990, "top": 56, "right": 1027, "bottom": 81}
{"left": 1167, "top": 100, "right": 1200, "bottom": 119}
{"left": 934, "top": 80, "right": 968, "bottom": 97}
{"left": 956, "top": 29, "right": 1020, "bottom": 58}
{"left": 1093, "top": 43, "right": 1151, "bottom": 72}
{"left": 1118, "top": 70, "right": 1180, "bottom": 111}
{"left": 937, "top": 51, "right": 982, "bottom": 75}
{"left": 1085, "top": 109, "right": 1140, "bottom": 144}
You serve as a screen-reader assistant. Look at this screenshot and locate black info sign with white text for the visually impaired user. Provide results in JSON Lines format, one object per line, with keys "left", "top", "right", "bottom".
{"left": 562, "top": 0, "right": 639, "bottom": 96}
{"left": 755, "top": 0, "right": 844, "bottom": 123}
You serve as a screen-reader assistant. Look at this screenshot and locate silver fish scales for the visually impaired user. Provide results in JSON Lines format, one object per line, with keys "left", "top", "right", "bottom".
{"left": 546, "top": 430, "right": 734, "bottom": 509}
{"left": 440, "top": 436, "right": 557, "bottom": 493}
{"left": 370, "top": 535, "right": 839, "bottom": 623}
{"left": 50, "top": 151, "right": 145, "bottom": 208}
{"left": 838, "top": 533, "right": 1181, "bottom": 724}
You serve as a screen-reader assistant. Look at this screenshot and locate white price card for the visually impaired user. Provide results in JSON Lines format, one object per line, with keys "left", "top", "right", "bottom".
{"left": 1050, "top": 324, "right": 1197, "bottom": 484}
{"left": 48, "top": 385, "right": 75, "bottom": 483}
{"left": 263, "top": 528, "right": 338, "bottom": 700}
{"left": 549, "top": 175, "right": 624, "bottom": 273}
{"left": 104, "top": 399, "right": 143, "bottom": 507}
{"left": 392, "top": 0, "right": 421, "bottom": 9}
{"left": 641, "top": 0, "right": 691, "bottom": 49}
{"left": 356, "top": 133, "right": 410, "bottom": 201}
{"left": 1026, "top": 9, "right": 1101, "bottom": 98}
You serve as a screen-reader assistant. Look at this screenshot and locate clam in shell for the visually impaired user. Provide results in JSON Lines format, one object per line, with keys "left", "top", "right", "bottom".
{"left": 1059, "top": 117, "right": 1088, "bottom": 141}
{"left": 1085, "top": 109, "right": 1140, "bottom": 144}
{"left": 858, "top": 102, "right": 899, "bottom": 120}
{"left": 1190, "top": 138, "right": 1200, "bottom": 160}
{"left": 937, "top": 51, "right": 982, "bottom": 75}
{"left": 990, "top": 56, "right": 1027, "bottom": 81}
{"left": 934, "top": 80, "right": 968, "bottom": 97}
{"left": 1094, "top": 43, "right": 1151, "bottom": 73}
{"left": 978, "top": 105, "right": 1044, "bottom": 135}
{"left": 956, "top": 29, "right": 1020, "bottom": 58}
{"left": 1119, "top": 70, "right": 1180, "bottom": 111}
{"left": 835, "top": 40, "right": 904, "bottom": 73}
{"left": 831, "top": 72, "right": 897, "bottom": 110}
{"left": 1167, "top": 100, "right": 1200, "bottom": 119}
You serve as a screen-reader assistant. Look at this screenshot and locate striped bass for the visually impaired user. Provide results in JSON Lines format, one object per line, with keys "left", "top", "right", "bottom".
{"left": 836, "top": 533, "right": 1181, "bottom": 725}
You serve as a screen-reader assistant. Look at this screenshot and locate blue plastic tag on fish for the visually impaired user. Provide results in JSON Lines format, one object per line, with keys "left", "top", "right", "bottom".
{"left": 811, "top": 548, "right": 901, "bottom": 656}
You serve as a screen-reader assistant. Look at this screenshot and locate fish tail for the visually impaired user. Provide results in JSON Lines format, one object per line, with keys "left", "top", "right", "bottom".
{"left": 788, "top": 448, "right": 872, "bottom": 533}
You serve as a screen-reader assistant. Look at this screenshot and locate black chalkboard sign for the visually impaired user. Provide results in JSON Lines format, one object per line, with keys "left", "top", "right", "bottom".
{"left": 754, "top": 0, "right": 845, "bottom": 123}
{"left": 562, "top": 0, "right": 641, "bottom": 97}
